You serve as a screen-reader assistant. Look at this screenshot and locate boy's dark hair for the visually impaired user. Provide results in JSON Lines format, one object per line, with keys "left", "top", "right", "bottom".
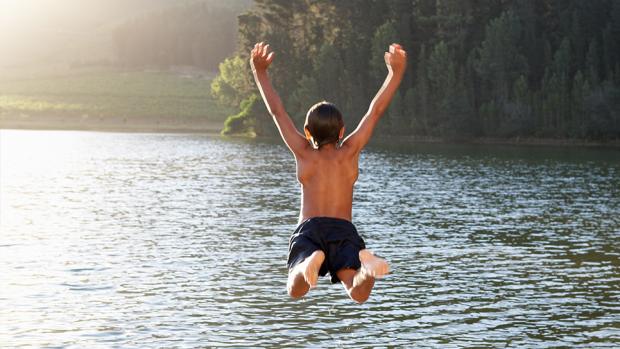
{"left": 304, "top": 101, "right": 344, "bottom": 148}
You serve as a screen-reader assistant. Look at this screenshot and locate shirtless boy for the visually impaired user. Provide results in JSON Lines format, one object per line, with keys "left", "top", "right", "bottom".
{"left": 250, "top": 42, "right": 407, "bottom": 304}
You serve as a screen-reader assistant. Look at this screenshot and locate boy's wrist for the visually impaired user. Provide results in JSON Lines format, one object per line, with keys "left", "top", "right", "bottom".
{"left": 250, "top": 61, "right": 263, "bottom": 74}
{"left": 391, "top": 66, "right": 405, "bottom": 76}
{"left": 253, "top": 68, "right": 268, "bottom": 77}
{"left": 386, "top": 68, "right": 404, "bottom": 78}
{"left": 389, "top": 69, "right": 404, "bottom": 81}
{"left": 252, "top": 65, "right": 267, "bottom": 74}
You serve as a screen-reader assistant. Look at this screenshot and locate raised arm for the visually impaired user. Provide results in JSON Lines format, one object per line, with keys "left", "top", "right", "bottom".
{"left": 344, "top": 43, "right": 407, "bottom": 152}
{"left": 251, "top": 42, "right": 309, "bottom": 156}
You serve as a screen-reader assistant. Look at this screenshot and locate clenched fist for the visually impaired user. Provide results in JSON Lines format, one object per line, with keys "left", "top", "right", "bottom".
{"left": 384, "top": 43, "right": 407, "bottom": 75}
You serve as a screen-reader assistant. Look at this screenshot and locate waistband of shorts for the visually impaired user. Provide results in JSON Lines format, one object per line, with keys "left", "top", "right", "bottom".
{"left": 299, "top": 216, "right": 354, "bottom": 226}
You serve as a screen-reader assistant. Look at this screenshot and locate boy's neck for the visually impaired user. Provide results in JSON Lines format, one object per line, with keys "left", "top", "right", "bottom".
{"left": 317, "top": 142, "right": 340, "bottom": 151}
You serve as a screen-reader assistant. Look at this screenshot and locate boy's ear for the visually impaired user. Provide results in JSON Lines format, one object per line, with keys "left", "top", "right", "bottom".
{"left": 339, "top": 126, "right": 345, "bottom": 140}
{"left": 304, "top": 126, "right": 312, "bottom": 141}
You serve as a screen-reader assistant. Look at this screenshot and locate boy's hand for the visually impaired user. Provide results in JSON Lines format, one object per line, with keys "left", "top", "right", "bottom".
{"left": 250, "top": 42, "right": 275, "bottom": 72}
{"left": 384, "top": 43, "right": 407, "bottom": 75}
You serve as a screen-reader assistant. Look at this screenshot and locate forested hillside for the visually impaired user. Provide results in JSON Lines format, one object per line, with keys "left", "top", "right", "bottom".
{"left": 113, "top": 1, "right": 251, "bottom": 70}
{"left": 213, "top": 0, "right": 620, "bottom": 141}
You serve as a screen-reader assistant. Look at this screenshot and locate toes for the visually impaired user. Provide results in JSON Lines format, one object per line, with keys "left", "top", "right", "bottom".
{"left": 359, "top": 250, "right": 389, "bottom": 278}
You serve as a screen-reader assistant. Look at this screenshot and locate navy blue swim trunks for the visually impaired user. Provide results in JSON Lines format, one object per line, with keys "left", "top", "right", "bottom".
{"left": 287, "top": 216, "right": 366, "bottom": 284}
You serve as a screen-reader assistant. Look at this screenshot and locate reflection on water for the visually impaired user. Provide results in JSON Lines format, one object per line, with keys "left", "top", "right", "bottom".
{"left": 1, "top": 130, "right": 619, "bottom": 347}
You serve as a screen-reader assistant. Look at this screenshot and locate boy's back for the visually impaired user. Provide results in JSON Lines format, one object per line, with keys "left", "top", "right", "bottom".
{"left": 296, "top": 143, "right": 358, "bottom": 222}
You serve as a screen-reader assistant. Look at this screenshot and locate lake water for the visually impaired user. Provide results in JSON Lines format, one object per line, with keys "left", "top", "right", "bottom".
{"left": 1, "top": 130, "right": 619, "bottom": 348}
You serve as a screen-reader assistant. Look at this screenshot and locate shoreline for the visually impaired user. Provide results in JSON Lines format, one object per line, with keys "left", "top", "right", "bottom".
{"left": 0, "top": 115, "right": 224, "bottom": 135}
{"left": 370, "top": 135, "right": 620, "bottom": 148}
{"left": 2, "top": 118, "right": 619, "bottom": 148}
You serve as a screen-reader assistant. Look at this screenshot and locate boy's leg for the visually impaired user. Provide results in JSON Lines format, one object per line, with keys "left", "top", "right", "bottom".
{"left": 336, "top": 249, "right": 389, "bottom": 304}
{"left": 287, "top": 250, "right": 325, "bottom": 299}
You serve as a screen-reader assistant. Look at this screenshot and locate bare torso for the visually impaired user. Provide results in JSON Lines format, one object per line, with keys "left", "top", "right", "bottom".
{"left": 295, "top": 143, "right": 359, "bottom": 223}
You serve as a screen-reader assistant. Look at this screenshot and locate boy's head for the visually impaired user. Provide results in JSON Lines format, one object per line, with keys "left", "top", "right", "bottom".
{"left": 304, "top": 101, "right": 345, "bottom": 148}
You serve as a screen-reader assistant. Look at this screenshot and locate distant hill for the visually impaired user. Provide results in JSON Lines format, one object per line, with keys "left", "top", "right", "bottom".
{"left": 0, "top": 0, "right": 251, "bottom": 72}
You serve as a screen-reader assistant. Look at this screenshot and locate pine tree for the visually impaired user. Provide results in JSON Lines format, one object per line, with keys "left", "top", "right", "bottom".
{"left": 370, "top": 20, "right": 400, "bottom": 84}
{"left": 413, "top": 45, "right": 430, "bottom": 136}
{"left": 404, "top": 87, "right": 417, "bottom": 133}
{"left": 428, "top": 41, "right": 461, "bottom": 137}
{"left": 475, "top": 10, "right": 529, "bottom": 103}
{"left": 586, "top": 39, "right": 601, "bottom": 86}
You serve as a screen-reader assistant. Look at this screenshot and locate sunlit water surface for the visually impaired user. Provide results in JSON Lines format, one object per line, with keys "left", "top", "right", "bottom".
{"left": 1, "top": 130, "right": 619, "bottom": 348}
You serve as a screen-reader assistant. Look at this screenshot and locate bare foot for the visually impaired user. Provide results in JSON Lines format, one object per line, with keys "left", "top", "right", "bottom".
{"left": 359, "top": 249, "right": 389, "bottom": 279}
{"left": 295, "top": 250, "right": 325, "bottom": 288}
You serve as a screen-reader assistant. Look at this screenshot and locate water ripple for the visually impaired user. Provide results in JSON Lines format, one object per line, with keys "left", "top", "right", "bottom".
{"left": 1, "top": 130, "right": 619, "bottom": 347}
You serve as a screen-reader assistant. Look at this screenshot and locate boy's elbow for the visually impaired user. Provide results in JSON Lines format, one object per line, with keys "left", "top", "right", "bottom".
{"left": 270, "top": 107, "right": 286, "bottom": 119}
{"left": 367, "top": 107, "right": 386, "bottom": 120}
{"left": 374, "top": 108, "right": 386, "bottom": 118}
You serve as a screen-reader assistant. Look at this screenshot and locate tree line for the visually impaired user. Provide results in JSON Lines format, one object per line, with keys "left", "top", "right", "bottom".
{"left": 213, "top": 0, "right": 620, "bottom": 141}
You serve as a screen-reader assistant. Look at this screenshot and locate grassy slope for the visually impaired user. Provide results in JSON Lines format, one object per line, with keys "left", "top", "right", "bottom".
{"left": 0, "top": 70, "right": 230, "bottom": 119}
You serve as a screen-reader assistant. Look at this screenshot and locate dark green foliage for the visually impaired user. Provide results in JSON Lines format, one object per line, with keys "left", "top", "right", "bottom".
{"left": 222, "top": 94, "right": 262, "bottom": 136}
{"left": 211, "top": 56, "right": 254, "bottom": 109}
{"left": 370, "top": 21, "right": 399, "bottom": 83}
{"left": 214, "top": 0, "right": 620, "bottom": 141}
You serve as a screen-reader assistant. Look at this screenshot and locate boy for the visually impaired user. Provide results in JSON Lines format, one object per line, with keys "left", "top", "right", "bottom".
{"left": 251, "top": 42, "right": 407, "bottom": 304}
